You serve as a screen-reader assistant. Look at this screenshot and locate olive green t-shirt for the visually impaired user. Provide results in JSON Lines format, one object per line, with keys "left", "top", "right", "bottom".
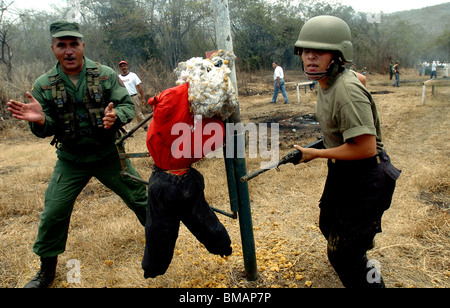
{"left": 316, "top": 69, "right": 384, "bottom": 153}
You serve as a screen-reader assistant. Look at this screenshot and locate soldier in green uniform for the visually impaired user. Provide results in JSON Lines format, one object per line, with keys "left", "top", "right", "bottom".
{"left": 292, "top": 16, "right": 401, "bottom": 288}
{"left": 7, "top": 21, "right": 147, "bottom": 288}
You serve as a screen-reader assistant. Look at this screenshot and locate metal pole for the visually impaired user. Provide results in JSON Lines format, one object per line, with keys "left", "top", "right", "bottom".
{"left": 422, "top": 83, "right": 426, "bottom": 105}
{"left": 214, "top": 0, "right": 258, "bottom": 281}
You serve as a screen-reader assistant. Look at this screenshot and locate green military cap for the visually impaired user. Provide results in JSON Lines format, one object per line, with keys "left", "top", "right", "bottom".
{"left": 50, "top": 20, "right": 84, "bottom": 38}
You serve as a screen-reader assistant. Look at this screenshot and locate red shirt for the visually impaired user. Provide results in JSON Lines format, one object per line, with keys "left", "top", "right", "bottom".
{"left": 146, "top": 83, "right": 225, "bottom": 173}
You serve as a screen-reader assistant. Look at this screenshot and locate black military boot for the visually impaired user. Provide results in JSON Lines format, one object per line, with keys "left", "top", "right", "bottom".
{"left": 24, "top": 256, "right": 58, "bottom": 288}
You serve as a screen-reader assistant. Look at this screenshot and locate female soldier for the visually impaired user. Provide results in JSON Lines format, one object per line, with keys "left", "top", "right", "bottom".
{"left": 293, "top": 15, "right": 401, "bottom": 288}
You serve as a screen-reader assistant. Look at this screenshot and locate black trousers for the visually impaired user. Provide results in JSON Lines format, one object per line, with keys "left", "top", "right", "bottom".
{"left": 319, "top": 151, "right": 400, "bottom": 288}
{"left": 142, "top": 167, "right": 232, "bottom": 278}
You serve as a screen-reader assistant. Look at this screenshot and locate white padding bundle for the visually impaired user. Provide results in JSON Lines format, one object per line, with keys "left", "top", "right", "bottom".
{"left": 174, "top": 50, "right": 238, "bottom": 120}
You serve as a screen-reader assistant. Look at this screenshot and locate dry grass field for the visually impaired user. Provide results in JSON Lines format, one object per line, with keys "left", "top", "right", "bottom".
{"left": 0, "top": 69, "right": 448, "bottom": 289}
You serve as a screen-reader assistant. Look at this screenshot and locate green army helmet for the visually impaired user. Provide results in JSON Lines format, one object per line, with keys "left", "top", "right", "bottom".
{"left": 294, "top": 15, "right": 353, "bottom": 63}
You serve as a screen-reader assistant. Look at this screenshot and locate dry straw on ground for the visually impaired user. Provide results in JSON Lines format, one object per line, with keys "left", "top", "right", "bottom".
{"left": 0, "top": 69, "right": 448, "bottom": 288}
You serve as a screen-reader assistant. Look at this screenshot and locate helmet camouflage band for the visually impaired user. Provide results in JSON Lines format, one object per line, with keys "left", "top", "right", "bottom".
{"left": 294, "top": 15, "right": 353, "bottom": 63}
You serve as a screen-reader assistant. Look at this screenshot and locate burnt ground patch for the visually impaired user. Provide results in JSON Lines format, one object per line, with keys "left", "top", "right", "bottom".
{"left": 249, "top": 113, "right": 322, "bottom": 150}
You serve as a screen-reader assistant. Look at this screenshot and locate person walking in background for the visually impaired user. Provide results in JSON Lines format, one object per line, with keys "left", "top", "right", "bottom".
{"left": 392, "top": 61, "right": 400, "bottom": 87}
{"left": 418, "top": 63, "right": 424, "bottom": 76}
{"left": 118, "top": 60, "right": 148, "bottom": 131}
{"left": 430, "top": 61, "right": 437, "bottom": 79}
{"left": 270, "top": 62, "right": 289, "bottom": 104}
{"left": 7, "top": 20, "right": 148, "bottom": 288}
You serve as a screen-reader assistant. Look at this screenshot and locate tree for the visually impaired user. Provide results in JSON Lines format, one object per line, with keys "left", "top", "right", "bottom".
{"left": 427, "top": 27, "right": 450, "bottom": 62}
{"left": 89, "top": 0, "right": 157, "bottom": 67}
{"left": 0, "top": 0, "right": 16, "bottom": 77}
{"left": 2, "top": 0, "right": 448, "bottom": 80}
{"left": 146, "top": 0, "right": 213, "bottom": 69}
{"left": 269, "top": 2, "right": 305, "bottom": 70}
{"left": 231, "top": 0, "right": 275, "bottom": 70}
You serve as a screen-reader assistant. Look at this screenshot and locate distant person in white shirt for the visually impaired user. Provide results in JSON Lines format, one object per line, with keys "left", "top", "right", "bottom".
{"left": 430, "top": 61, "right": 437, "bottom": 79}
{"left": 271, "top": 62, "right": 289, "bottom": 104}
{"left": 119, "top": 60, "right": 148, "bottom": 131}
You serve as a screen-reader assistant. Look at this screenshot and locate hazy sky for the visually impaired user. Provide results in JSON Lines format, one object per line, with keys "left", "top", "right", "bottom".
{"left": 338, "top": 0, "right": 449, "bottom": 13}
{"left": 10, "top": 0, "right": 450, "bottom": 14}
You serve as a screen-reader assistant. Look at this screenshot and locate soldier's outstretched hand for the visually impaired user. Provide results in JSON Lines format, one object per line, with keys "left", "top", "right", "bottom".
{"left": 103, "top": 102, "right": 116, "bottom": 129}
{"left": 7, "top": 92, "right": 45, "bottom": 125}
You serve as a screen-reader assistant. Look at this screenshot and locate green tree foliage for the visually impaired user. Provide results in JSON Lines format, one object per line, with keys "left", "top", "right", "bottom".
{"left": 231, "top": 0, "right": 274, "bottom": 70}
{"left": 88, "top": 0, "right": 157, "bottom": 67}
{"left": 428, "top": 28, "right": 450, "bottom": 62}
{"left": 3, "top": 0, "right": 450, "bottom": 76}
{"left": 146, "top": 0, "right": 214, "bottom": 69}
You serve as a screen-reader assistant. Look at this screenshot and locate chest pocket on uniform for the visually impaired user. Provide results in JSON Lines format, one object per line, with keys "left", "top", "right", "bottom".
{"left": 44, "top": 64, "right": 110, "bottom": 149}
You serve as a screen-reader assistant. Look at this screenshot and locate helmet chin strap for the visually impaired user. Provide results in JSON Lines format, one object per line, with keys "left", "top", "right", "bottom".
{"left": 304, "top": 70, "right": 328, "bottom": 81}
{"left": 304, "top": 60, "right": 336, "bottom": 81}
{"left": 304, "top": 58, "right": 344, "bottom": 86}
